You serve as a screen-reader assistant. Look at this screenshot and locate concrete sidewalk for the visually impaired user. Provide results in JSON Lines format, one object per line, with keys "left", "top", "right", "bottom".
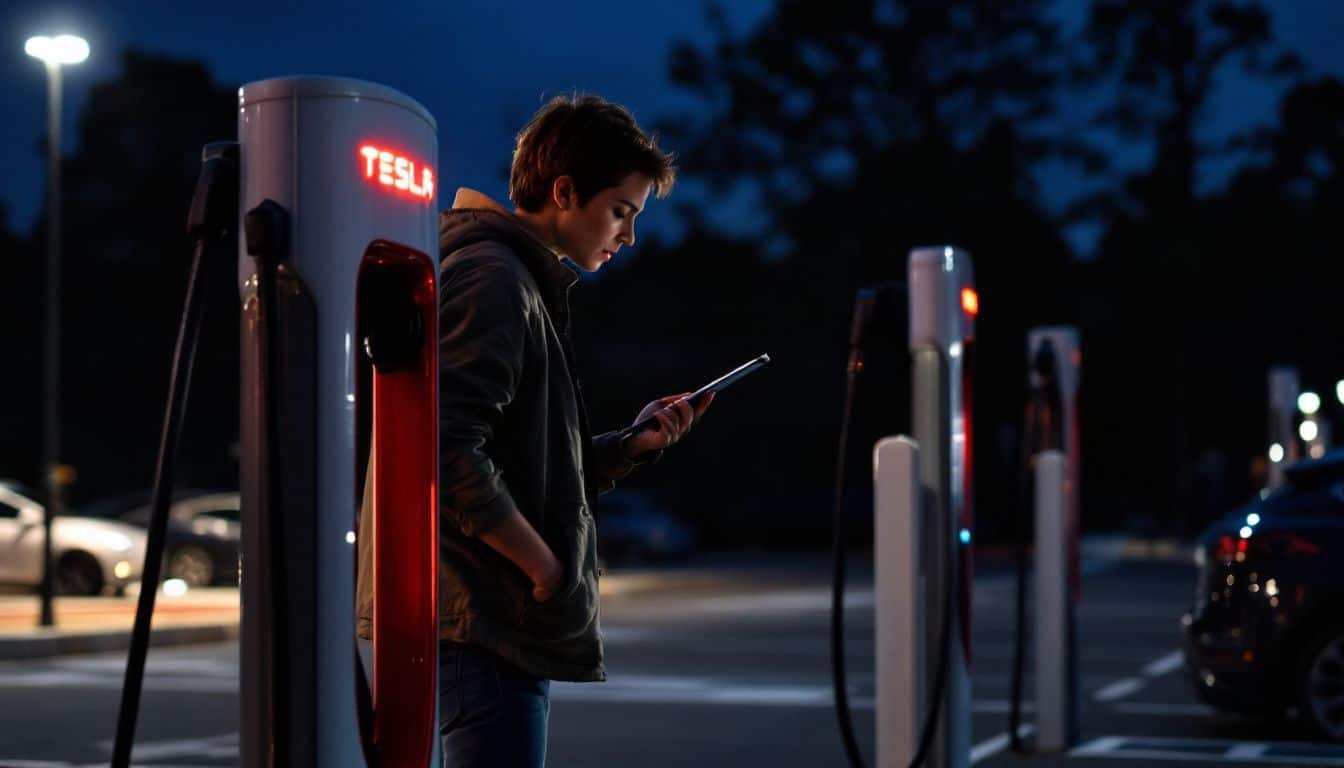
{"left": 0, "top": 587, "right": 239, "bottom": 660}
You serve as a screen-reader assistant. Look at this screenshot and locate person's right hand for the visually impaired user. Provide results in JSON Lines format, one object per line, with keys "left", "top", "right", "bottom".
{"left": 530, "top": 552, "right": 564, "bottom": 603}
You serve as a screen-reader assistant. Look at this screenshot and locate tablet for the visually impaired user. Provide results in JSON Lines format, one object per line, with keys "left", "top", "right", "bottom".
{"left": 619, "top": 354, "right": 771, "bottom": 437}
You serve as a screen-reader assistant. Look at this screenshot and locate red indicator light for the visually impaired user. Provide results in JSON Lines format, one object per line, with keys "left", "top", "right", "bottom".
{"left": 359, "top": 144, "right": 435, "bottom": 202}
{"left": 961, "top": 288, "right": 979, "bottom": 316}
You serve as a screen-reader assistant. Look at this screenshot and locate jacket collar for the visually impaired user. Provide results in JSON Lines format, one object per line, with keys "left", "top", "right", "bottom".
{"left": 445, "top": 188, "right": 581, "bottom": 327}
{"left": 448, "top": 188, "right": 580, "bottom": 293}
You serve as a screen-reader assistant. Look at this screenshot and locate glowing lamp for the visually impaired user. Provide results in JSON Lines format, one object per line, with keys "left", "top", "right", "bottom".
{"left": 961, "top": 288, "right": 979, "bottom": 316}
{"left": 25, "top": 35, "right": 89, "bottom": 65}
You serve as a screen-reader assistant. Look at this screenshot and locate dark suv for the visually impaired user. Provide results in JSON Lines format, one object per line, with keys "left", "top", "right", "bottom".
{"left": 1184, "top": 449, "right": 1344, "bottom": 739}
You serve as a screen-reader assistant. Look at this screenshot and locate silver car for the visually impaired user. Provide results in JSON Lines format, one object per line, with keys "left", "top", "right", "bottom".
{"left": 0, "top": 482, "right": 147, "bottom": 595}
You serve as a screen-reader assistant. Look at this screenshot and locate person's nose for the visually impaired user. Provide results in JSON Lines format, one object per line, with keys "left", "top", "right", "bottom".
{"left": 618, "top": 219, "right": 635, "bottom": 247}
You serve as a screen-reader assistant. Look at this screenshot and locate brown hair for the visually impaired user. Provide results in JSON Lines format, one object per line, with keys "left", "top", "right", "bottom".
{"left": 509, "top": 94, "right": 676, "bottom": 212}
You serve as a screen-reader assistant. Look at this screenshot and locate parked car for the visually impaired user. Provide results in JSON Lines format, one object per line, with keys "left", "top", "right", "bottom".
{"left": 120, "top": 492, "right": 240, "bottom": 587}
{"left": 1183, "top": 449, "right": 1344, "bottom": 739}
{"left": 0, "top": 481, "right": 147, "bottom": 596}
{"left": 596, "top": 489, "right": 695, "bottom": 565}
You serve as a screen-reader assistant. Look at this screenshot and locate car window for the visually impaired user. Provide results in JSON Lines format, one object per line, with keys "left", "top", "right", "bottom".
{"left": 197, "top": 508, "right": 239, "bottom": 523}
{"left": 0, "top": 499, "right": 19, "bottom": 519}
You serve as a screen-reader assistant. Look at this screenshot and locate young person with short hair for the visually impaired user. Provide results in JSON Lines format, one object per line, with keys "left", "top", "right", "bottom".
{"left": 432, "top": 93, "right": 712, "bottom": 766}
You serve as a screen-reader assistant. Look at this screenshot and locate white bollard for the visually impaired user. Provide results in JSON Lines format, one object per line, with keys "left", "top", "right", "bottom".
{"left": 1033, "top": 450, "right": 1077, "bottom": 751}
{"left": 875, "top": 436, "right": 923, "bottom": 768}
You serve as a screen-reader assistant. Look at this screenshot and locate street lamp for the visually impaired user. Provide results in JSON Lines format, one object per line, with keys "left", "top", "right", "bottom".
{"left": 26, "top": 33, "right": 88, "bottom": 627}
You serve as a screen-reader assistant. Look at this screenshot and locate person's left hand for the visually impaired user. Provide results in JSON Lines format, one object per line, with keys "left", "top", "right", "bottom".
{"left": 624, "top": 392, "right": 715, "bottom": 458}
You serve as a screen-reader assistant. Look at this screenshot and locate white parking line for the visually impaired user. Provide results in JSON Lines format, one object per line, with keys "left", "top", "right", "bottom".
{"left": 1226, "top": 743, "right": 1270, "bottom": 759}
{"left": 95, "top": 732, "right": 238, "bottom": 761}
{"left": 969, "top": 724, "right": 1034, "bottom": 764}
{"left": 1071, "top": 735, "right": 1344, "bottom": 765}
{"left": 1142, "top": 650, "right": 1184, "bottom": 677}
{"left": 1071, "top": 736, "right": 1125, "bottom": 756}
{"left": 1093, "top": 677, "right": 1145, "bottom": 702}
{"left": 1110, "top": 701, "right": 1217, "bottom": 717}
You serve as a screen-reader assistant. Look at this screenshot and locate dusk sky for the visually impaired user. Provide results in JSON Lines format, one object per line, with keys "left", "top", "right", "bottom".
{"left": 2, "top": 1, "right": 1342, "bottom": 251}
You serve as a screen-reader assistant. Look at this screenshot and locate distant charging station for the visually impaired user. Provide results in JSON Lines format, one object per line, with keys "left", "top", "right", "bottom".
{"left": 236, "top": 76, "right": 440, "bottom": 767}
{"left": 1267, "top": 367, "right": 1300, "bottom": 489}
{"left": 1026, "top": 326, "right": 1081, "bottom": 751}
{"left": 875, "top": 246, "right": 976, "bottom": 768}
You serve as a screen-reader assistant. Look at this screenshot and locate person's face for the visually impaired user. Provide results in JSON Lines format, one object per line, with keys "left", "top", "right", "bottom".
{"left": 553, "top": 172, "right": 653, "bottom": 272}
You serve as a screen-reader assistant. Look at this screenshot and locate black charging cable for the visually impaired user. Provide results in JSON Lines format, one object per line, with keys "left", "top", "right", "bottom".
{"left": 1007, "top": 404, "right": 1037, "bottom": 753}
{"left": 832, "top": 286, "right": 955, "bottom": 768}
{"left": 831, "top": 340, "right": 866, "bottom": 768}
{"left": 111, "top": 141, "right": 238, "bottom": 768}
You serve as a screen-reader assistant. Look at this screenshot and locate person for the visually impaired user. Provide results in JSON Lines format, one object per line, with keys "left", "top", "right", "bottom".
{"left": 432, "top": 93, "right": 711, "bottom": 766}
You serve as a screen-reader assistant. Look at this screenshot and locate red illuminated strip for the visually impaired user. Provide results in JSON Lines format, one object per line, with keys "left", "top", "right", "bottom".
{"left": 359, "top": 144, "right": 435, "bottom": 202}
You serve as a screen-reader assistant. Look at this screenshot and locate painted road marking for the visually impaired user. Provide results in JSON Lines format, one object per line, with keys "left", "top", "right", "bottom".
{"left": 1226, "top": 743, "right": 1270, "bottom": 759}
{"left": 96, "top": 732, "right": 238, "bottom": 761}
{"left": 1142, "top": 650, "right": 1185, "bottom": 677}
{"left": 969, "top": 724, "right": 1035, "bottom": 764}
{"left": 1071, "top": 735, "right": 1344, "bottom": 765}
{"left": 1110, "top": 701, "right": 1217, "bottom": 717}
{"left": 1093, "top": 677, "right": 1145, "bottom": 701}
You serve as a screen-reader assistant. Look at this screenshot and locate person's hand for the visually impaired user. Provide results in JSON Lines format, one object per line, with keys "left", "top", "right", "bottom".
{"left": 624, "top": 391, "right": 715, "bottom": 458}
{"left": 529, "top": 552, "right": 564, "bottom": 603}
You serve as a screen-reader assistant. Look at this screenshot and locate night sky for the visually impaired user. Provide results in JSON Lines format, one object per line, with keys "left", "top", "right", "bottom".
{"left": 1, "top": 0, "right": 1342, "bottom": 251}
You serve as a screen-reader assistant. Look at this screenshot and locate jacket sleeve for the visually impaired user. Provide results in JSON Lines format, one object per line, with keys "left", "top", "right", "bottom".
{"left": 438, "top": 253, "right": 527, "bottom": 536}
{"left": 589, "top": 431, "right": 661, "bottom": 496}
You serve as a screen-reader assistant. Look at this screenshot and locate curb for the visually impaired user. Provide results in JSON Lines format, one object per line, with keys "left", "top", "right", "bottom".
{"left": 0, "top": 622, "right": 239, "bottom": 661}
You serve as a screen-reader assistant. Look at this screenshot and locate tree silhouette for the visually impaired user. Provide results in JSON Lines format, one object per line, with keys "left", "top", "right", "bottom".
{"left": 574, "top": 0, "right": 1079, "bottom": 545}
{"left": 1070, "top": 0, "right": 1309, "bottom": 533}
{"left": 0, "top": 204, "right": 43, "bottom": 488}
{"left": 42, "top": 50, "right": 237, "bottom": 505}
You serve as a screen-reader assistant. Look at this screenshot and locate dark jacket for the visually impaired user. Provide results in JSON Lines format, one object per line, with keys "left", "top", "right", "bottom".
{"left": 424, "top": 191, "right": 644, "bottom": 682}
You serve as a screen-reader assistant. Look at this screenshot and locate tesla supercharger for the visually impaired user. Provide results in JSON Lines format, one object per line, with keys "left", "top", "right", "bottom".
{"left": 237, "top": 76, "right": 439, "bottom": 767}
{"left": 1267, "top": 367, "right": 1300, "bottom": 488}
{"left": 875, "top": 246, "right": 975, "bottom": 768}
{"left": 1026, "top": 326, "right": 1080, "bottom": 751}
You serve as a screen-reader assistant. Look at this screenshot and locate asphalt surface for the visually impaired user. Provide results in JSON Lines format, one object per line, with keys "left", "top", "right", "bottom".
{"left": 2, "top": 555, "right": 1344, "bottom": 767}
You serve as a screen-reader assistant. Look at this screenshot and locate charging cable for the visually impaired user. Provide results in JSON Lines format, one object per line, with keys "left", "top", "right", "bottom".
{"left": 111, "top": 141, "right": 238, "bottom": 768}
{"left": 832, "top": 285, "right": 953, "bottom": 768}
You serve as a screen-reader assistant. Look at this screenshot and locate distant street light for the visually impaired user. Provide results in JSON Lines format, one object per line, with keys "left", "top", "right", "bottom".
{"left": 26, "top": 32, "right": 88, "bottom": 628}
{"left": 1300, "top": 419, "right": 1319, "bottom": 443}
{"left": 1298, "top": 391, "right": 1321, "bottom": 416}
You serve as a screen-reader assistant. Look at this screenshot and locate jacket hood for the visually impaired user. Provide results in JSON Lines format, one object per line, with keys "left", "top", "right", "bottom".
{"left": 438, "top": 189, "right": 580, "bottom": 301}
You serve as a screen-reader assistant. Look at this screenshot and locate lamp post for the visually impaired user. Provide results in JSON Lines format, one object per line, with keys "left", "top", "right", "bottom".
{"left": 26, "top": 34, "right": 88, "bottom": 627}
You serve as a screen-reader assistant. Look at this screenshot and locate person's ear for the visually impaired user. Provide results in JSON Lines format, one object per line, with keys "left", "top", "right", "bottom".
{"left": 551, "top": 175, "right": 577, "bottom": 212}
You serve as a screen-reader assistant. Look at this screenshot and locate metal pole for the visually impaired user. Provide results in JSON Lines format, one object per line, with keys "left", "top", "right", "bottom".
{"left": 40, "top": 60, "right": 62, "bottom": 627}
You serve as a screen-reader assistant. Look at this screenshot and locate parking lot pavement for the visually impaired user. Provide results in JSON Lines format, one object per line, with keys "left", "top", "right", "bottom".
{"left": 4, "top": 552, "right": 1344, "bottom": 766}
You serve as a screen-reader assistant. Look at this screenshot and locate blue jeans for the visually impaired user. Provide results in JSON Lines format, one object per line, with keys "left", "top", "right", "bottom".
{"left": 439, "top": 641, "right": 550, "bottom": 768}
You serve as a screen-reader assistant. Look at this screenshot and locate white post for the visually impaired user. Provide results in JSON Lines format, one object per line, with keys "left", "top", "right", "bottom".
{"left": 875, "top": 436, "right": 923, "bottom": 768}
{"left": 1033, "top": 450, "right": 1073, "bottom": 751}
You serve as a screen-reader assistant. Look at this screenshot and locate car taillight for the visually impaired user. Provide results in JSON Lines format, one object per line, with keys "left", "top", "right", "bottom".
{"left": 1211, "top": 531, "right": 1321, "bottom": 562}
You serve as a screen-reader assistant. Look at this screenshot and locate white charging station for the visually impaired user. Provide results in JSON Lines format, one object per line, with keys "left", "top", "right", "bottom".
{"left": 236, "top": 76, "right": 440, "bottom": 767}
{"left": 1026, "top": 322, "right": 1080, "bottom": 753}
{"left": 1026, "top": 325, "right": 1080, "bottom": 752}
{"left": 1267, "top": 367, "right": 1300, "bottom": 488}
{"left": 874, "top": 246, "right": 976, "bottom": 768}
